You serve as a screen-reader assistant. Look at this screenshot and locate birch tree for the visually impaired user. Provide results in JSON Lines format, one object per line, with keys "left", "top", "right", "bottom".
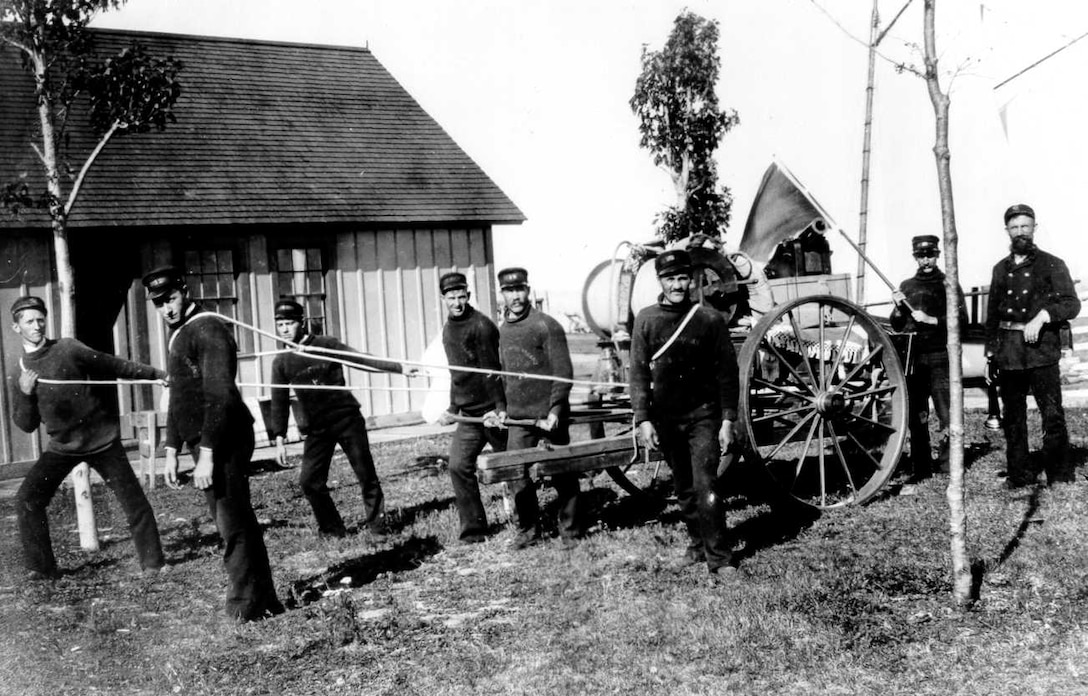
{"left": 921, "top": 0, "right": 972, "bottom": 606}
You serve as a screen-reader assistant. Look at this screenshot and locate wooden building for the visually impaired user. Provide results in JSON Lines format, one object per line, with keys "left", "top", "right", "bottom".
{"left": 0, "top": 30, "right": 523, "bottom": 475}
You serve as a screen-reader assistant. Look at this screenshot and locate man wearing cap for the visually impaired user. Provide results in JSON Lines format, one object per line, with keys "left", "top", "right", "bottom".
{"left": 630, "top": 249, "right": 741, "bottom": 580}
{"left": 437, "top": 271, "right": 507, "bottom": 544}
{"left": 7, "top": 296, "right": 166, "bottom": 580}
{"left": 142, "top": 266, "right": 283, "bottom": 621}
{"left": 890, "top": 235, "right": 967, "bottom": 482}
{"left": 269, "top": 299, "right": 407, "bottom": 538}
{"left": 497, "top": 266, "right": 583, "bottom": 549}
{"left": 985, "top": 204, "right": 1081, "bottom": 488}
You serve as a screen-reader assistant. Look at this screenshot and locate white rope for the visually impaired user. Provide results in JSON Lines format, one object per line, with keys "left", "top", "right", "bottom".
{"left": 35, "top": 378, "right": 163, "bottom": 385}
{"left": 214, "top": 311, "right": 629, "bottom": 389}
{"left": 237, "top": 381, "right": 431, "bottom": 393}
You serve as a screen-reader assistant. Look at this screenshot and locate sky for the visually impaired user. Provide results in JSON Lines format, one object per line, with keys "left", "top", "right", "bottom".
{"left": 92, "top": 0, "right": 1088, "bottom": 317}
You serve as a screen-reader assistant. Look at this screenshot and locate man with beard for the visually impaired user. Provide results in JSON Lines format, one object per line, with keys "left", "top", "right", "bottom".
{"left": 436, "top": 272, "right": 507, "bottom": 544}
{"left": 8, "top": 296, "right": 166, "bottom": 581}
{"left": 269, "top": 299, "right": 407, "bottom": 538}
{"left": 497, "top": 267, "right": 582, "bottom": 549}
{"left": 890, "top": 235, "right": 967, "bottom": 483}
{"left": 143, "top": 266, "right": 283, "bottom": 621}
{"left": 984, "top": 204, "right": 1081, "bottom": 488}
{"left": 630, "top": 250, "right": 741, "bottom": 580}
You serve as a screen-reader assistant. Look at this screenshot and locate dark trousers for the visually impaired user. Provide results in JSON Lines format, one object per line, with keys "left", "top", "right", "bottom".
{"left": 907, "top": 353, "right": 951, "bottom": 476}
{"left": 15, "top": 438, "right": 164, "bottom": 575}
{"left": 506, "top": 424, "right": 582, "bottom": 539}
{"left": 1000, "top": 363, "right": 1071, "bottom": 486}
{"left": 299, "top": 412, "right": 384, "bottom": 535}
{"left": 448, "top": 421, "right": 507, "bottom": 541}
{"left": 203, "top": 426, "right": 282, "bottom": 621}
{"left": 657, "top": 414, "right": 733, "bottom": 571}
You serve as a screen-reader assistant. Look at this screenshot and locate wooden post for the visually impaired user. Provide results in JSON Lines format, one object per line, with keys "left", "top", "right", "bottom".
{"left": 70, "top": 463, "right": 99, "bottom": 551}
{"left": 137, "top": 410, "right": 158, "bottom": 489}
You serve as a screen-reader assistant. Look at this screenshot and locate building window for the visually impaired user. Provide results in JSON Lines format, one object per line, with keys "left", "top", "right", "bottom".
{"left": 184, "top": 248, "right": 240, "bottom": 337}
{"left": 276, "top": 247, "right": 327, "bottom": 335}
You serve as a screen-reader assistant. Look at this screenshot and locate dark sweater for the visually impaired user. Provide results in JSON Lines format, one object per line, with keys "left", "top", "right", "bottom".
{"left": 9, "top": 338, "right": 164, "bottom": 455}
{"left": 629, "top": 297, "right": 739, "bottom": 425}
{"left": 442, "top": 306, "right": 506, "bottom": 417}
{"left": 270, "top": 334, "right": 403, "bottom": 437}
{"left": 498, "top": 308, "right": 573, "bottom": 420}
{"left": 164, "top": 305, "right": 253, "bottom": 451}
{"left": 889, "top": 268, "right": 967, "bottom": 355}
{"left": 985, "top": 248, "right": 1081, "bottom": 369}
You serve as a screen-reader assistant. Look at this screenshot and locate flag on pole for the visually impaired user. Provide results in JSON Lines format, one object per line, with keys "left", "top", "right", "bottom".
{"left": 738, "top": 161, "right": 835, "bottom": 264}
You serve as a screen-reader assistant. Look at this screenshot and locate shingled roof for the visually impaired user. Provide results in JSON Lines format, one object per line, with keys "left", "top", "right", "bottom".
{"left": 0, "top": 29, "right": 525, "bottom": 228}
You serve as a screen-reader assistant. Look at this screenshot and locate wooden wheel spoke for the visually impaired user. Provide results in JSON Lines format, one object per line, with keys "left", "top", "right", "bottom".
{"left": 818, "top": 305, "right": 827, "bottom": 390}
{"left": 752, "top": 377, "right": 814, "bottom": 403}
{"left": 845, "top": 429, "right": 884, "bottom": 470}
{"left": 787, "top": 309, "right": 821, "bottom": 391}
{"left": 839, "top": 410, "right": 897, "bottom": 433}
{"left": 825, "top": 422, "right": 859, "bottom": 500}
{"left": 839, "top": 385, "right": 897, "bottom": 402}
{"left": 825, "top": 313, "right": 856, "bottom": 383}
{"left": 793, "top": 415, "right": 821, "bottom": 484}
{"left": 763, "top": 339, "right": 817, "bottom": 397}
{"left": 818, "top": 420, "right": 827, "bottom": 507}
{"left": 834, "top": 343, "right": 885, "bottom": 388}
{"left": 752, "top": 403, "right": 815, "bottom": 424}
{"left": 761, "top": 410, "right": 817, "bottom": 462}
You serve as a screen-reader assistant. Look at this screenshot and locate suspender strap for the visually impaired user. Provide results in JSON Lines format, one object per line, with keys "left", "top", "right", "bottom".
{"left": 651, "top": 304, "right": 700, "bottom": 364}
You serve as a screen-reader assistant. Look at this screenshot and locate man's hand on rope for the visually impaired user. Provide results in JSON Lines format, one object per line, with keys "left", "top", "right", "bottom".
{"left": 18, "top": 368, "right": 38, "bottom": 395}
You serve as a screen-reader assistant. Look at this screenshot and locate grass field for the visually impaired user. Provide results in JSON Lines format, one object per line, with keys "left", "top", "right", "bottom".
{"left": 2, "top": 412, "right": 1088, "bottom": 695}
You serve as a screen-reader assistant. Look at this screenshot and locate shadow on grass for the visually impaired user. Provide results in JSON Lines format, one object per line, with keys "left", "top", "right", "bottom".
{"left": 972, "top": 484, "right": 1043, "bottom": 601}
{"left": 388, "top": 496, "right": 456, "bottom": 530}
{"left": 732, "top": 503, "right": 821, "bottom": 563}
{"left": 287, "top": 535, "right": 443, "bottom": 607}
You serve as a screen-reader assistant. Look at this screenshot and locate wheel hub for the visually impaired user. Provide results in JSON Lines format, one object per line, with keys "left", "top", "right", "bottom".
{"left": 814, "top": 390, "right": 846, "bottom": 416}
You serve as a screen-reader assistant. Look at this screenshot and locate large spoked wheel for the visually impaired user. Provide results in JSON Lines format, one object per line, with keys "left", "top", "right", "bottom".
{"left": 738, "top": 295, "right": 908, "bottom": 509}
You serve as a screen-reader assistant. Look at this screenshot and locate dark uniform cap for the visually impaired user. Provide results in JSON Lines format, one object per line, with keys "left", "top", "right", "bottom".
{"left": 497, "top": 267, "right": 529, "bottom": 290}
{"left": 141, "top": 265, "right": 186, "bottom": 300}
{"left": 11, "top": 295, "right": 46, "bottom": 318}
{"left": 1004, "top": 203, "right": 1035, "bottom": 224}
{"left": 439, "top": 271, "right": 469, "bottom": 294}
{"left": 274, "top": 299, "right": 304, "bottom": 320}
{"left": 911, "top": 235, "right": 940, "bottom": 256}
{"left": 654, "top": 249, "right": 693, "bottom": 277}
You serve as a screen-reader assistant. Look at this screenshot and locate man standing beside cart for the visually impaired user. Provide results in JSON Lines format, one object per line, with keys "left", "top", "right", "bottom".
{"left": 436, "top": 271, "right": 507, "bottom": 544}
{"left": 985, "top": 204, "right": 1081, "bottom": 489}
{"left": 630, "top": 249, "right": 741, "bottom": 580}
{"left": 890, "top": 234, "right": 967, "bottom": 484}
{"left": 497, "top": 267, "right": 584, "bottom": 549}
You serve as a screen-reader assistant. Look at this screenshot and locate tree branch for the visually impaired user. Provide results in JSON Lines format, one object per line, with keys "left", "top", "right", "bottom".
{"left": 30, "top": 141, "right": 47, "bottom": 166}
{"left": 64, "top": 120, "right": 119, "bottom": 218}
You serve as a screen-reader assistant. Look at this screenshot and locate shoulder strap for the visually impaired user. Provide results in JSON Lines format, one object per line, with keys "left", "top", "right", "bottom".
{"left": 651, "top": 304, "right": 700, "bottom": 363}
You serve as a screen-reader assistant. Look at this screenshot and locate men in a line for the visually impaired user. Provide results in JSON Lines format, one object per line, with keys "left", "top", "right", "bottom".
{"left": 985, "top": 204, "right": 1081, "bottom": 488}
{"left": 8, "top": 296, "right": 166, "bottom": 580}
{"left": 143, "top": 266, "right": 283, "bottom": 621}
{"left": 437, "top": 272, "right": 507, "bottom": 544}
{"left": 890, "top": 234, "right": 967, "bottom": 482}
{"left": 269, "top": 299, "right": 407, "bottom": 537}
{"left": 497, "top": 267, "right": 583, "bottom": 549}
{"left": 630, "top": 250, "right": 741, "bottom": 579}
